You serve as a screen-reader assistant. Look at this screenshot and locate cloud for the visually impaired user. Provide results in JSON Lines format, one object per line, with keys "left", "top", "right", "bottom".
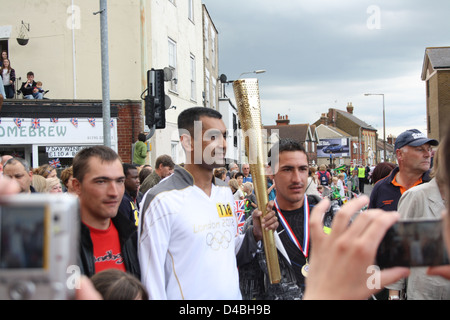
{"left": 204, "top": 0, "right": 450, "bottom": 138}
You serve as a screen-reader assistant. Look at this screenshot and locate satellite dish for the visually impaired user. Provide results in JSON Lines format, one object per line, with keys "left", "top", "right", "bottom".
{"left": 219, "top": 74, "right": 227, "bottom": 83}
{"left": 163, "top": 67, "right": 173, "bottom": 81}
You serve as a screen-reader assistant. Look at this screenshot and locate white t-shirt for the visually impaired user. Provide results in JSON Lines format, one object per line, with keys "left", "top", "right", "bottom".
{"left": 138, "top": 166, "right": 244, "bottom": 300}
{"left": 2, "top": 69, "right": 10, "bottom": 86}
{"left": 337, "top": 179, "right": 345, "bottom": 197}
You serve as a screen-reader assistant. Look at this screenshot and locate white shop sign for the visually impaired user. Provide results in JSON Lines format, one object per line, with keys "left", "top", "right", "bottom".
{"left": 0, "top": 117, "right": 117, "bottom": 147}
{"left": 46, "top": 146, "right": 88, "bottom": 158}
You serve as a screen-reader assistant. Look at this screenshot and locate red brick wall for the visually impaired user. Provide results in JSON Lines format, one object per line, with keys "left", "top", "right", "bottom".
{"left": 115, "top": 100, "right": 144, "bottom": 163}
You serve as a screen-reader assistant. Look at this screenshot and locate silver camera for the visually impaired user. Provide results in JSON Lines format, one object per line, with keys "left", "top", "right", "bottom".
{"left": 0, "top": 193, "right": 79, "bottom": 300}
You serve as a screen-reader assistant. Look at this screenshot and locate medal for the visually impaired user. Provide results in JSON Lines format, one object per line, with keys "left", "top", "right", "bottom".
{"left": 301, "top": 260, "right": 310, "bottom": 277}
{"left": 275, "top": 195, "right": 310, "bottom": 277}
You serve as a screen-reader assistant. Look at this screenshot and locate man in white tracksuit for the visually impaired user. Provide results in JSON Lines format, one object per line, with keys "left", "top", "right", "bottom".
{"left": 138, "top": 107, "right": 278, "bottom": 300}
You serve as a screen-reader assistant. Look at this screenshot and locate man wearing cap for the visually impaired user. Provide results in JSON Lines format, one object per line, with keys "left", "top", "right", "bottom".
{"left": 369, "top": 129, "right": 439, "bottom": 212}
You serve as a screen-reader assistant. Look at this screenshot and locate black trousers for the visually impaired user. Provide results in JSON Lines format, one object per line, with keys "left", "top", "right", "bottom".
{"left": 359, "top": 178, "right": 365, "bottom": 193}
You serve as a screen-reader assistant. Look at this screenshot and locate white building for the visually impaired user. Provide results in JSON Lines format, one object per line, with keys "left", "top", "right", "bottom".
{"left": 0, "top": 0, "right": 232, "bottom": 166}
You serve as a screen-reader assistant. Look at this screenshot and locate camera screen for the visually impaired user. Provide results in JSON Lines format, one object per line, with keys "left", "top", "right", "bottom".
{"left": 377, "top": 220, "right": 449, "bottom": 268}
{"left": 0, "top": 206, "right": 46, "bottom": 269}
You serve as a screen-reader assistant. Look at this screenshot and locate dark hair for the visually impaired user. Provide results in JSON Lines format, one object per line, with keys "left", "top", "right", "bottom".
{"left": 235, "top": 172, "right": 244, "bottom": 179}
{"left": 26, "top": 71, "right": 34, "bottom": 77}
{"left": 371, "top": 162, "right": 396, "bottom": 185}
{"left": 155, "top": 154, "right": 175, "bottom": 169}
{"left": 177, "top": 106, "right": 222, "bottom": 136}
{"left": 139, "top": 166, "right": 152, "bottom": 184}
{"left": 122, "top": 163, "right": 137, "bottom": 176}
{"left": 90, "top": 269, "right": 149, "bottom": 300}
{"left": 73, "top": 145, "right": 121, "bottom": 182}
{"left": 268, "top": 138, "right": 308, "bottom": 168}
{"left": 138, "top": 133, "right": 146, "bottom": 142}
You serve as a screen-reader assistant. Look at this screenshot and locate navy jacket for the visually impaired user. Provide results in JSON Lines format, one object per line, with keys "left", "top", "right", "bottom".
{"left": 369, "top": 166, "right": 431, "bottom": 211}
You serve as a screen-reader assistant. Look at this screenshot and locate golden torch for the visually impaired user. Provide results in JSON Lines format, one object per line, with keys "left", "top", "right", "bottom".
{"left": 233, "top": 78, "right": 281, "bottom": 284}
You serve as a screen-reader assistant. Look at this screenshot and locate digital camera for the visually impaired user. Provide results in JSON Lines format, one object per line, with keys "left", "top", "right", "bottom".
{"left": 0, "top": 193, "right": 79, "bottom": 300}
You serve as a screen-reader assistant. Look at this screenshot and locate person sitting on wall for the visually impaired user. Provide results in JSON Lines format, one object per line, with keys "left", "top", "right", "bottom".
{"left": 19, "top": 71, "right": 43, "bottom": 99}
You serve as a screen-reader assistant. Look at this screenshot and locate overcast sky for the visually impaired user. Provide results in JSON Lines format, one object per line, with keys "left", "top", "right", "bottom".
{"left": 202, "top": 0, "right": 450, "bottom": 138}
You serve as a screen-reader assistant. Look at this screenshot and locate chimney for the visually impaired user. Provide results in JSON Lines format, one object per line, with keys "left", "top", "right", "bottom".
{"left": 346, "top": 102, "right": 354, "bottom": 114}
{"left": 276, "top": 114, "right": 290, "bottom": 126}
{"left": 319, "top": 113, "right": 328, "bottom": 125}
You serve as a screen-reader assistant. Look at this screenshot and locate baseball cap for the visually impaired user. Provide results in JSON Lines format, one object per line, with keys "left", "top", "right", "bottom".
{"left": 395, "top": 129, "right": 439, "bottom": 151}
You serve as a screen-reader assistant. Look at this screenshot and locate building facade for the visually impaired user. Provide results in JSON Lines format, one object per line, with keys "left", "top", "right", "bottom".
{"left": 313, "top": 104, "right": 378, "bottom": 166}
{"left": 422, "top": 46, "right": 450, "bottom": 141}
{"left": 0, "top": 0, "right": 223, "bottom": 167}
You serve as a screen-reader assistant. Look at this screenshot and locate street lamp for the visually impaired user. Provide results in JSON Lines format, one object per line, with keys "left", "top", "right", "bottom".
{"left": 364, "top": 93, "right": 386, "bottom": 162}
{"left": 238, "top": 69, "right": 266, "bottom": 79}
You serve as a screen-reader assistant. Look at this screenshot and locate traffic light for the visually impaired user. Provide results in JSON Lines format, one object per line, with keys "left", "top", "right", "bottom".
{"left": 146, "top": 68, "right": 166, "bottom": 129}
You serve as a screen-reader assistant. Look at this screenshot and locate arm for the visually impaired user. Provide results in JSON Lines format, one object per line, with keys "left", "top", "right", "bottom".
{"left": 138, "top": 200, "right": 171, "bottom": 299}
{"left": 236, "top": 203, "right": 279, "bottom": 266}
{"left": 304, "top": 196, "right": 410, "bottom": 300}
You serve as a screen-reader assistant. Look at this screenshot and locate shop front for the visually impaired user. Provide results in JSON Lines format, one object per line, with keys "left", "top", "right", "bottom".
{"left": 0, "top": 100, "right": 119, "bottom": 170}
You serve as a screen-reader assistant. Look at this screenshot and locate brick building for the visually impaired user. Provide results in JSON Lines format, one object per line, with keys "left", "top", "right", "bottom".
{"left": 313, "top": 103, "right": 378, "bottom": 166}
{"left": 263, "top": 114, "right": 319, "bottom": 165}
{"left": 421, "top": 47, "right": 450, "bottom": 141}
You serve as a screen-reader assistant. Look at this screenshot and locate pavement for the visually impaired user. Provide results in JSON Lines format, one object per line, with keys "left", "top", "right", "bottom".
{"left": 361, "top": 182, "right": 373, "bottom": 197}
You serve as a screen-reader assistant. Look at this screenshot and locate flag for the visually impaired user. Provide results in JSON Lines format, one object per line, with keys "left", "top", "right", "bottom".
{"left": 31, "top": 118, "right": 40, "bottom": 129}
{"left": 50, "top": 118, "right": 59, "bottom": 123}
{"left": 71, "top": 118, "right": 78, "bottom": 128}
{"left": 14, "top": 118, "right": 21, "bottom": 128}
{"left": 235, "top": 200, "right": 246, "bottom": 234}
{"left": 49, "top": 158, "right": 61, "bottom": 168}
{"left": 110, "top": 119, "right": 114, "bottom": 128}
{"left": 88, "top": 118, "right": 95, "bottom": 127}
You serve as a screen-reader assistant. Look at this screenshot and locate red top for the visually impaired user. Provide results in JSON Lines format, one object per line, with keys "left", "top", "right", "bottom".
{"left": 86, "top": 220, "right": 126, "bottom": 274}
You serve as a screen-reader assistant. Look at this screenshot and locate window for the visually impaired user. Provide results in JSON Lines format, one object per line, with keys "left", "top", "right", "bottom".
{"left": 210, "top": 29, "right": 216, "bottom": 68}
{"left": 205, "top": 77, "right": 210, "bottom": 108}
{"left": 171, "top": 141, "right": 179, "bottom": 164}
{"left": 168, "top": 38, "right": 177, "bottom": 92}
{"left": 190, "top": 54, "right": 196, "bottom": 101}
{"left": 204, "top": 14, "right": 209, "bottom": 61}
{"left": 188, "top": 0, "right": 194, "bottom": 22}
{"left": 211, "top": 79, "right": 216, "bottom": 109}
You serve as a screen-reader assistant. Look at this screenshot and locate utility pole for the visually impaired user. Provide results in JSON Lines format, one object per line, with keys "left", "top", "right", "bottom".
{"left": 95, "top": 0, "right": 111, "bottom": 148}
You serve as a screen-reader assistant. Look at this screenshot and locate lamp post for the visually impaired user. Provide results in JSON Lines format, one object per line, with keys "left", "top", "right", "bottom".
{"left": 365, "top": 93, "right": 385, "bottom": 162}
{"left": 238, "top": 69, "right": 266, "bottom": 79}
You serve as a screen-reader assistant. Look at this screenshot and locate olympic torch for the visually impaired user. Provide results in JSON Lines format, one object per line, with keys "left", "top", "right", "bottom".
{"left": 233, "top": 78, "right": 281, "bottom": 284}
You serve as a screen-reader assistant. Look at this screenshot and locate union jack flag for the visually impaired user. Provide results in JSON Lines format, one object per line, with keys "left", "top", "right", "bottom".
{"left": 235, "top": 200, "right": 246, "bottom": 234}
{"left": 49, "top": 158, "right": 61, "bottom": 168}
{"left": 31, "top": 118, "right": 40, "bottom": 129}
{"left": 71, "top": 118, "right": 78, "bottom": 128}
{"left": 50, "top": 118, "right": 59, "bottom": 123}
{"left": 14, "top": 118, "right": 21, "bottom": 128}
{"left": 88, "top": 118, "right": 95, "bottom": 127}
{"left": 110, "top": 119, "right": 114, "bottom": 128}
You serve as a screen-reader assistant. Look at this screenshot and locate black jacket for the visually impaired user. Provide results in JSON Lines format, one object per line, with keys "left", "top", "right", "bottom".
{"left": 78, "top": 211, "right": 141, "bottom": 279}
{"left": 19, "top": 80, "right": 36, "bottom": 96}
{"left": 369, "top": 167, "right": 431, "bottom": 211}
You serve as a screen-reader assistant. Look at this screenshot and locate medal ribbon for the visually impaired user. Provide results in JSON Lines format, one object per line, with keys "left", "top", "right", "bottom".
{"left": 274, "top": 195, "right": 310, "bottom": 258}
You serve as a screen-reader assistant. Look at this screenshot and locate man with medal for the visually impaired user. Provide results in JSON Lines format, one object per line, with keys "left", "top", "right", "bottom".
{"left": 239, "top": 138, "right": 325, "bottom": 300}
